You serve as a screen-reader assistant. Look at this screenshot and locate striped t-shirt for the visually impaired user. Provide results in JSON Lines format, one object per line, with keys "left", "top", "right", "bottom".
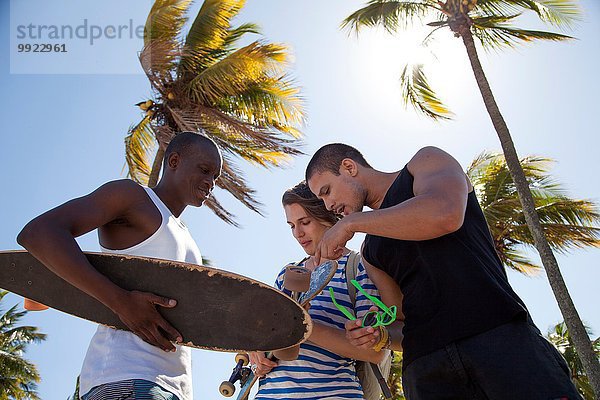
{"left": 255, "top": 253, "right": 381, "bottom": 399}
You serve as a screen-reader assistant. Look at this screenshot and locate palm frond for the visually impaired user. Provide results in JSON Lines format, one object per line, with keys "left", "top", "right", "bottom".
{"left": 472, "top": 15, "right": 574, "bottom": 49}
{"left": 469, "top": 152, "right": 557, "bottom": 206}
{"left": 341, "top": 0, "right": 435, "bottom": 34}
{"left": 223, "top": 23, "right": 261, "bottom": 51}
{"left": 179, "top": 0, "right": 246, "bottom": 72}
{"left": 475, "top": 1, "right": 581, "bottom": 29}
{"left": 216, "top": 75, "right": 306, "bottom": 136}
{"left": 0, "top": 326, "right": 46, "bottom": 348}
{"left": 0, "top": 293, "right": 45, "bottom": 399}
{"left": 499, "top": 247, "right": 542, "bottom": 275}
{"left": 187, "top": 41, "right": 288, "bottom": 105}
{"left": 168, "top": 105, "right": 303, "bottom": 168}
{"left": 468, "top": 152, "right": 600, "bottom": 275}
{"left": 198, "top": 151, "right": 265, "bottom": 222}
{"left": 535, "top": 197, "right": 600, "bottom": 226}
{"left": 528, "top": 0, "right": 582, "bottom": 29}
{"left": 421, "top": 25, "right": 447, "bottom": 47}
{"left": 124, "top": 116, "right": 156, "bottom": 185}
{"left": 0, "top": 353, "right": 41, "bottom": 396}
{"left": 509, "top": 198, "right": 600, "bottom": 252}
{"left": 512, "top": 0, "right": 581, "bottom": 29}
{"left": 203, "top": 193, "right": 241, "bottom": 227}
{"left": 400, "top": 63, "right": 453, "bottom": 120}
{"left": 467, "top": 150, "right": 495, "bottom": 175}
{"left": 195, "top": 22, "right": 263, "bottom": 67}
{"left": 546, "top": 322, "right": 600, "bottom": 399}
{"left": 214, "top": 157, "right": 264, "bottom": 215}
{"left": 139, "top": 39, "right": 182, "bottom": 91}
{"left": 143, "top": 0, "right": 191, "bottom": 47}
{"left": 475, "top": 0, "right": 525, "bottom": 17}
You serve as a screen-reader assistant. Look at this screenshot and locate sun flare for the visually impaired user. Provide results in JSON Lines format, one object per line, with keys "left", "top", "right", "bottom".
{"left": 352, "top": 26, "right": 472, "bottom": 108}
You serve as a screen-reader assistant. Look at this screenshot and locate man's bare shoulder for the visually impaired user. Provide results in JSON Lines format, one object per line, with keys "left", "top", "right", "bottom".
{"left": 82, "top": 179, "right": 154, "bottom": 221}
{"left": 406, "top": 147, "right": 467, "bottom": 184}
{"left": 96, "top": 179, "right": 144, "bottom": 193}
{"left": 91, "top": 179, "right": 148, "bottom": 202}
{"left": 407, "top": 146, "right": 458, "bottom": 172}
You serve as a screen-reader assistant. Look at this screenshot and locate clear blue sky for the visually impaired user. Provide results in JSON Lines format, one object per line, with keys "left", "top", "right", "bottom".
{"left": 1, "top": 1, "right": 599, "bottom": 399}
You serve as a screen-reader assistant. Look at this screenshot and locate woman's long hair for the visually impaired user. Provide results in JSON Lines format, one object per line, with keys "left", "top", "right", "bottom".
{"left": 282, "top": 181, "right": 340, "bottom": 227}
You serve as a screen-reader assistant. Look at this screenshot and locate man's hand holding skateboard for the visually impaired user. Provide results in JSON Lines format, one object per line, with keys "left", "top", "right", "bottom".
{"left": 112, "top": 290, "right": 182, "bottom": 352}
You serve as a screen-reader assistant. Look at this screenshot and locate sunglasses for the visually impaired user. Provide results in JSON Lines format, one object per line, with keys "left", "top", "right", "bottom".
{"left": 329, "top": 279, "right": 397, "bottom": 328}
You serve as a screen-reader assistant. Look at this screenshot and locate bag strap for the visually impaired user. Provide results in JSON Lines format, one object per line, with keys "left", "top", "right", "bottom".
{"left": 345, "top": 250, "right": 361, "bottom": 312}
{"left": 295, "top": 255, "right": 310, "bottom": 267}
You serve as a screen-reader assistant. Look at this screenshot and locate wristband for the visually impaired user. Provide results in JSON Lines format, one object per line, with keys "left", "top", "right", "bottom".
{"left": 372, "top": 326, "right": 389, "bottom": 352}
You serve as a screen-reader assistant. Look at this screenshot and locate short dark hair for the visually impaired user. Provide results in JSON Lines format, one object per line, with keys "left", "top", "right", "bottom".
{"left": 163, "top": 131, "right": 220, "bottom": 167}
{"left": 282, "top": 181, "right": 339, "bottom": 227}
{"left": 305, "top": 143, "right": 371, "bottom": 181}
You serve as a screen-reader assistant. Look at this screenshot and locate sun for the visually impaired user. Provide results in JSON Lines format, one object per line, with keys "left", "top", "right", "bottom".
{"left": 351, "top": 26, "right": 472, "bottom": 108}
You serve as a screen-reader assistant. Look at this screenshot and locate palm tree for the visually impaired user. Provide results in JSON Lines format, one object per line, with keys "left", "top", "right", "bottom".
{"left": 0, "top": 291, "right": 46, "bottom": 400}
{"left": 342, "top": 0, "right": 600, "bottom": 393}
{"left": 125, "top": 0, "right": 305, "bottom": 226}
{"left": 467, "top": 152, "right": 600, "bottom": 275}
{"left": 547, "top": 322, "right": 600, "bottom": 400}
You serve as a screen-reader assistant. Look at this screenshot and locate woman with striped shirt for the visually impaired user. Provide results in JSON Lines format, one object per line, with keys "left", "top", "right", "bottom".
{"left": 249, "top": 182, "right": 386, "bottom": 399}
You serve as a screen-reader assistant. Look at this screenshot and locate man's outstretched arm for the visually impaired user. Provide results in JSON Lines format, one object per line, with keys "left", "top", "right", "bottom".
{"left": 315, "top": 147, "right": 470, "bottom": 262}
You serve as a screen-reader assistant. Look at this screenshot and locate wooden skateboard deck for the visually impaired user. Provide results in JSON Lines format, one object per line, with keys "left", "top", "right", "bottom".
{"left": 0, "top": 251, "right": 312, "bottom": 353}
{"left": 220, "top": 259, "right": 338, "bottom": 399}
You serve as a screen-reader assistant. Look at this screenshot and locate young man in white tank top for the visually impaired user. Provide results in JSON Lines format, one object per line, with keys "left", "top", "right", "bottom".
{"left": 18, "top": 132, "right": 222, "bottom": 400}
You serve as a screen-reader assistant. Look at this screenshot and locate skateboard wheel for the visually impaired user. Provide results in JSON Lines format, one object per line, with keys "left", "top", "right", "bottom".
{"left": 235, "top": 353, "right": 250, "bottom": 366}
{"left": 219, "top": 381, "right": 235, "bottom": 397}
{"left": 23, "top": 298, "right": 49, "bottom": 311}
{"left": 284, "top": 266, "right": 311, "bottom": 292}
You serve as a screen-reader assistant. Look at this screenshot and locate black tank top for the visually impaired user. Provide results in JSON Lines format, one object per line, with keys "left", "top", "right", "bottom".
{"left": 363, "top": 167, "right": 527, "bottom": 368}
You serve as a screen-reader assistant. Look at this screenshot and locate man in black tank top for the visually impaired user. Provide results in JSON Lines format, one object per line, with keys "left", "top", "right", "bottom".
{"left": 306, "top": 143, "right": 581, "bottom": 400}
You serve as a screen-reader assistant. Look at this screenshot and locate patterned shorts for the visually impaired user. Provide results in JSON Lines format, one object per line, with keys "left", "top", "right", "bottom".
{"left": 81, "top": 379, "right": 180, "bottom": 400}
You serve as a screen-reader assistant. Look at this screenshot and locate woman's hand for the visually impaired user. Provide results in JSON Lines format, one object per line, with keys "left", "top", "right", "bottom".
{"left": 248, "top": 352, "right": 278, "bottom": 377}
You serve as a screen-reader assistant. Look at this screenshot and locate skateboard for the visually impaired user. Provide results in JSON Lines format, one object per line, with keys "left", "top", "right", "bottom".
{"left": 219, "top": 259, "right": 339, "bottom": 398}
{"left": 0, "top": 250, "right": 311, "bottom": 352}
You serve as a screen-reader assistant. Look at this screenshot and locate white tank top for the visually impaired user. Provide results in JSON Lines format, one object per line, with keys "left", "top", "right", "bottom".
{"left": 80, "top": 186, "right": 202, "bottom": 400}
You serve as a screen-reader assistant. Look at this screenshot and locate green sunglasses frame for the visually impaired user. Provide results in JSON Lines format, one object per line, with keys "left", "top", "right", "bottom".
{"left": 329, "top": 279, "right": 397, "bottom": 328}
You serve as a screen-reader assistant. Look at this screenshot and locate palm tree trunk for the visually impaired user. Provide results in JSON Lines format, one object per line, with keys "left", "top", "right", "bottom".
{"left": 148, "top": 146, "right": 165, "bottom": 188}
{"left": 460, "top": 28, "right": 600, "bottom": 396}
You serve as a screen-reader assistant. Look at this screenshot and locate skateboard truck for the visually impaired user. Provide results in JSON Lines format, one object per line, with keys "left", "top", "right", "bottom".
{"left": 219, "top": 353, "right": 252, "bottom": 397}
